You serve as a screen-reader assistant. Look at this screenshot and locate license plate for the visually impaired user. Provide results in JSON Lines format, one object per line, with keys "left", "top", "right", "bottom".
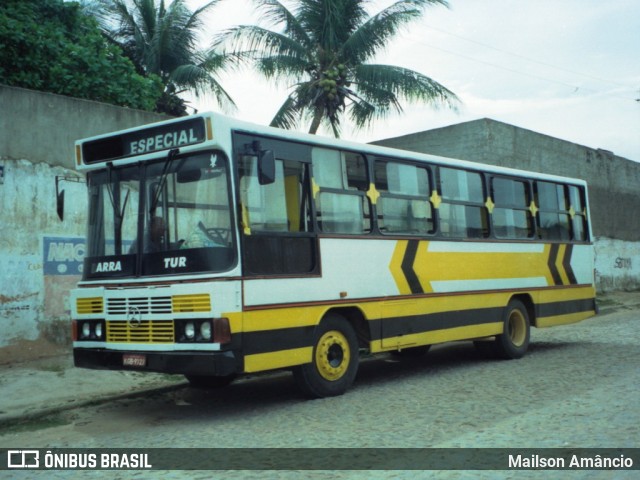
{"left": 123, "top": 354, "right": 146, "bottom": 367}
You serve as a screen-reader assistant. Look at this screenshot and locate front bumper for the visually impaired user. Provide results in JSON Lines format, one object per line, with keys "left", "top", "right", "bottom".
{"left": 74, "top": 348, "right": 240, "bottom": 376}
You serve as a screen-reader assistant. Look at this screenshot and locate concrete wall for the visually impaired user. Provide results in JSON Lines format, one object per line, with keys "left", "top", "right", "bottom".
{"left": 0, "top": 86, "right": 170, "bottom": 352}
{"left": 374, "top": 118, "right": 640, "bottom": 291}
{"left": 0, "top": 85, "right": 169, "bottom": 169}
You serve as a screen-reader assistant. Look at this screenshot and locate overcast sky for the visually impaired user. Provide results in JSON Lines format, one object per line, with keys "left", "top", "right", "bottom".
{"left": 186, "top": 0, "right": 640, "bottom": 162}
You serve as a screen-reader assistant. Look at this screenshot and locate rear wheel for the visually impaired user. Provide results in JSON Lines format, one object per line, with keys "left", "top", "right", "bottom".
{"left": 293, "top": 314, "right": 359, "bottom": 398}
{"left": 474, "top": 299, "right": 530, "bottom": 359}
{"left": 497, "top": 299, "right": 531, "bottom": 358}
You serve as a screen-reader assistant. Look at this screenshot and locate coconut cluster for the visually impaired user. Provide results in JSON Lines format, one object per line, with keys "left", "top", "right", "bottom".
{"left": 317, "top": 64, "right": 349, "bottom": 103}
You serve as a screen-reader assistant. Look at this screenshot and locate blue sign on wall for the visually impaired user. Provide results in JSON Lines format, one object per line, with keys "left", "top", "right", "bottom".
{"left": 43, "top": 236, "right": 85, "bottom": 276}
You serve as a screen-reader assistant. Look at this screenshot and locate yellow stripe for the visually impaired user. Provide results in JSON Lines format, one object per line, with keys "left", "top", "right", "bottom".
{"left": 536, "top": 285, "right": 595, "bottom": 304}
{"left": 238, "top": 288, "right": 595, "bottom": 372}
{"left": 414, "top": 241, "right": 554, "bottom": 285}
{"left": 537, "top": 311, "right": 595, "bottom": 328}
{"left": 244, "top": 347, "right": 312, "bottom": 372}
{"left": 371, "top": 323, "right": 502, "bottom": 353}
{"left": 242, "top": 306, "right": 328, "bottom": 332}
{"left": 383, "top": 291, "right": 510, "bottom": 318}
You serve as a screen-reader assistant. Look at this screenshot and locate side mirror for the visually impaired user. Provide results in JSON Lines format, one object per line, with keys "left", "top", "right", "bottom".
{"left": 56, "top": 176, "right": 65, "bottom": 221}
{"left": 258, "top": 150, "right": 276, "bottom": 185}
{"left": 55, "top": 175, "right": 84, "bottom": 221}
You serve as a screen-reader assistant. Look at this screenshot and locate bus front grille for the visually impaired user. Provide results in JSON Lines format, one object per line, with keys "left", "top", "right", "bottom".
{"left": 107, "top": 297, "right": 173, "bottom": 315}
{"left": 106, "top": 320, "right": 174, "bottom": 343}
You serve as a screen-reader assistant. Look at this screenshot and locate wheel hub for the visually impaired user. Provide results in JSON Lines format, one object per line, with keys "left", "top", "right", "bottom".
{"left": 316, "top": 330, "right": 350, "bottom": 381}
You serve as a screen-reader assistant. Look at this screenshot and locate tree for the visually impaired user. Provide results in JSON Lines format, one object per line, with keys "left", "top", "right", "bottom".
{"left": 216, "top": 0, "right": 459, "bottom": 136}
{"left": 95, "top": 0, "right": 236, "bottom": 116}
{"left": 0, "top": 0, "right": 163, "bottom": 110}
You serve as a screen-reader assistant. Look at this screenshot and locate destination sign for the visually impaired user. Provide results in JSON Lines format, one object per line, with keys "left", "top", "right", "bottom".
{"left": 82, "top": 118, "right": 206, "bottom": 163}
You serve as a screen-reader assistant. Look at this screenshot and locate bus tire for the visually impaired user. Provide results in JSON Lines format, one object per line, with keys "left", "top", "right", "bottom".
{"left": 185, "top": 374, "right": 236, "bottom": 389}
{"left": 494, "top": 299, "right": 530, "bottom": 359}
{"left": 293, "top": 314, "right": 359, "bottom": 398}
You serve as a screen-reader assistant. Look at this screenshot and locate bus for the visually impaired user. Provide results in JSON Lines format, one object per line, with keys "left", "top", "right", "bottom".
{"left": 67, "top": 112, "right": 597, "bottom": 398}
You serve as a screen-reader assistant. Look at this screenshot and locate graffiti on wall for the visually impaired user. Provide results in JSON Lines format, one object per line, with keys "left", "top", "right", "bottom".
{"left": 43, "top": 236, "right": 85, "bottom": 320}
{"left": 44, "top": 236, "right": 85, "bottom": 275}
{"left": 614, "top": 257, "right": 632, "bottom": 269}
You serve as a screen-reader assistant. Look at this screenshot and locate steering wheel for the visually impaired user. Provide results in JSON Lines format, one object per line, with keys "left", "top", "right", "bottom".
{"left": 198, "top": 222, "right": 229, "bottom": 245}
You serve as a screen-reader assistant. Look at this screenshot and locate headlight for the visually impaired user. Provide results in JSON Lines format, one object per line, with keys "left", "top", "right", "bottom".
{"left": 185, "top": 322, "right": 195, "bottom": 339}
{"left": 176, "top": 319, "right": 216, "bottom": 343}
{"left": 82, "top": 322, "right": 91, "bottom": 338}
{"left": 200, "top": 322, "right": 212, "bottom": 341}
{"left": 77, "top": 320, "right": 104, "bottom": 341}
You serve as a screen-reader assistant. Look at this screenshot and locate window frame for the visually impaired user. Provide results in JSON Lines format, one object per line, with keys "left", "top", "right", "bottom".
{"left": 490, "top": 175, "right": 535, "bottom": 240}
{"left": 311, "top": 147, "right": 372, "bottom": 236}
{"left": 436, "top": 166, "right": 490, "bottom": 239}
{"left": 534, "top": 180, "right": 572, "bottom": 241}
{"left": 373, "top": 157, "right": 436, "bottom": 236}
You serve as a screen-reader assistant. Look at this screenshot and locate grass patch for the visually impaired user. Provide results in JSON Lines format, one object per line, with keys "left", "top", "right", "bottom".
{"left": 2, "top": 414, "right": 70, "bottom": 434}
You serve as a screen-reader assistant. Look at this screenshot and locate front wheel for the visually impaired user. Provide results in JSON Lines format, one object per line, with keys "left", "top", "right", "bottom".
{"left": 293, "top": 314, "right": 359, "bottom": 398}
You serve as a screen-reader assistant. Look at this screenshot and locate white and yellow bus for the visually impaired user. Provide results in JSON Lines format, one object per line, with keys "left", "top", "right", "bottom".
{"left": 68, "top": 113, "right": 596, "bottom": 397}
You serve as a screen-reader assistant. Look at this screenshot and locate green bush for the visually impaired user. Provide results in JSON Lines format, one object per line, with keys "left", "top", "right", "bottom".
{"left": 0, "top": 0, "right": 163, "bottom": 110}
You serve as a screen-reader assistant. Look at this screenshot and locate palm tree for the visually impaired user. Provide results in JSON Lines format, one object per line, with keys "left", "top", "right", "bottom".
{"left": 94, "top": 0, "right": 235, "bottom": 115}
{"left": 216, "top": 0, "right": 458, "bottom": 136}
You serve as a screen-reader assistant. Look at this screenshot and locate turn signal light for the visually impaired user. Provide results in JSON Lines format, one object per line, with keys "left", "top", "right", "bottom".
{"left": 213, "top": 318, "right": 231, "bottom": 344}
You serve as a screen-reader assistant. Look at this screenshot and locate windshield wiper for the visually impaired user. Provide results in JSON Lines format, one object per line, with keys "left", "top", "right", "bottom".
{"left": 149, "top": 148, "right": 181, "bottom": 216}
{"left": 105, "top": 162, "right": 130, "bottom": 255}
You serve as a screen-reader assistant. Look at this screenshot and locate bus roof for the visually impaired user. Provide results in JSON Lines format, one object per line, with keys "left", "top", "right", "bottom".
{"left": 76, "top": 112, "right": 588, "bottom": 187}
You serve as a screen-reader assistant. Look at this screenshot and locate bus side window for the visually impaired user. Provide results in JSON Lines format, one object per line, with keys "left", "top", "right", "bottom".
{"left": 312, "top": 148, "right": 370, "bottom": 234}
{"left": 568, "top": 185, "right": 588, "bottom": 241}
{"left": 374, "top": 159, "right": 434, "bottom": 235}
{"left": 239, "top": 155, "right": 288, "bottom": 232}
{"left": 535, "top": 181, "right": 571, "bottom": 241}
{"left": 491, "top": 177, "right": 534, "bottom": 239}
{"left": 239, "top": 156, "right": 311, "bottom": 234}
{"left": 438, "top": 167, "right": 489, "bottom": 239}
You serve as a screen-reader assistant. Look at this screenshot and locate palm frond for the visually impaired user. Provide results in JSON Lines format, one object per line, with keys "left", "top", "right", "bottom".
{"left": 248, "top": 0, "right": 311, "bottom": 47}
{"left": 342, "top": 0, "right": 448, "bottom": 63}
{"left": 93, "top": 0, "right": 235, "bottom": 113}
{"left": 215, "top": 25, "right": 309, "bottom": 63}
{"left": 258, "top": 54, "right": 311, "bottom": 80}
{"left": 348, "top": 96, "right": 379, "bottom": 130}
{"left": 270, "top": 94, "right": 304, "bottom": 130}
{"left": 354, "top": 63, "right": 459, "bottom": 108}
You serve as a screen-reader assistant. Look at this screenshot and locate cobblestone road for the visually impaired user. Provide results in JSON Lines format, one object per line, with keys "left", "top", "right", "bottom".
{"left": 2, "top": 293, "right": 639, "bottom": 479}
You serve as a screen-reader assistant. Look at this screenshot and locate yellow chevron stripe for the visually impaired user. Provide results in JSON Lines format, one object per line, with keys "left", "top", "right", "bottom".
{"left": 555, "top": 244, "right": 571, "bottom": 286}
{"left": 389, "top": 240, "right": 412, "bottom": 295}
{"left": 414, "top": 242, "right": 556, "bottom": 291}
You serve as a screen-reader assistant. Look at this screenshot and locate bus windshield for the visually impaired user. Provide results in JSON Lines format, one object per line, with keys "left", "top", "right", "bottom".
{"left": 83, "top": 151, "right": 235, "bottom": 279}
